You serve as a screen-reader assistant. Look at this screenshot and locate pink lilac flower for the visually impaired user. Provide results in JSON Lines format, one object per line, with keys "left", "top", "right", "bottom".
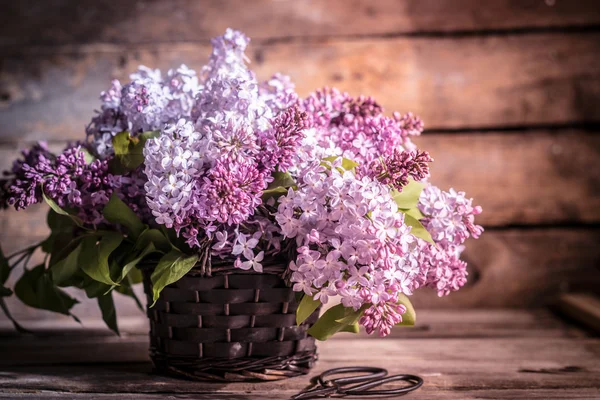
{"left": 418, "top": 185, "right": 483, "bottom": 248}
{"left": 362, "top": 149, "right": 433, "bottom": 191}
{"left": 199, "top": 159, "right": 267, "bottom": 225}
{"left": 258, "top": 106, "right": 307, "bottom": 172}
{"left": 359, "top": 302, "right": 407, "bottom": 337}
{"left": 414, "top": 241, "right": 468, "bottom": 297}
{"left": 274, "top": 158, "right": 417, "bottom": 328}
{"left": 143, "top": 30, "right": 303, "bottom": 252}
{"left": 300, "top": 87, "right": 423, "bottom": 164}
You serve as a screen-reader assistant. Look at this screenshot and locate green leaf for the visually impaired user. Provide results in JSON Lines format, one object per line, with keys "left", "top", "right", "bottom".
{"left": 335, "top": 303, "right": 369, "bottom": 325}
{"left": 400, "top": 207, "right": 424, "bottom": 221}
{"left": 80, "top": 233, "right": 123, "bottom": 286}
{"left": 103, "top": 193, "right": 145, "bottom": 239}
{"left": 43, "top": 210, "right": 77, "bottom": 254}
{"left": 82, "top": 277, "right": 111, "bottom": 298}
{"left": 42, "top": 193, "right": 84, "bottom": 227}
{"left": 391, "top": 180, "right": 426, "bottom": 209}
{"left": 404, "top": 213, "right": 435, "bottom": 244}
{"left": 50, "top": 241, "right": 82, "bottom": 286}
{"left": 136, "top": 228, "right": 171, "bottom": 253}
{"left": 396, "top": 293, "right": 416, "bottom": 326}
{"left": 14, "top": 265, "right": 79, "bottom": 316}
{"left": 340, "top": 322, "right": 360, "bottom": 334}
{"left": 307, "top": 304, "right": 359, "bottom": 341}
{"left": 261, "top": 171, "right": 297, "bottom": 201}
{"left": 120, "top": 243, "right": 157, "bottom": 283}
{"left": 296, "top": 294, "right": 321, "bottom": 325}
{"left": 150, "top": 250, "right": 198, "bottom": 305}
{"left": 322, "top": 156, "right": 359, "bottom": 171}
{"left": 111, "top": 130, "right": 159, "bottom": 173}
{"left": 97, "top": 292, "right": 119, "bottom": 335}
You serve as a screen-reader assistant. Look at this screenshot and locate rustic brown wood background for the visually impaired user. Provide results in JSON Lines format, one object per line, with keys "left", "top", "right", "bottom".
{"left": 1, "top": 0, "right": 599, "bottom": 323}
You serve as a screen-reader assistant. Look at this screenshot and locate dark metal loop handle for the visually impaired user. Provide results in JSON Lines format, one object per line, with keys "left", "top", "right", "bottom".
{"left": 292, "top": 367, "right": 423, "bottom": 399}
{"left": 342, "top": 373, "right": 424, "bottom": 396}
{"left": 318, "top": 366, "right": 388, "bottom": 387}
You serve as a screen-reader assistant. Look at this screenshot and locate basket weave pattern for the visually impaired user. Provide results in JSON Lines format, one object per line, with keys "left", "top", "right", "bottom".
{"left": 142, "top": 262, "right": 319, "bottom": 381}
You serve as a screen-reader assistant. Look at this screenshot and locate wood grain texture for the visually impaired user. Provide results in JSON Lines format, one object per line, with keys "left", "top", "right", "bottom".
{"left": 2, "top": 33, "right": 600, "bottom": 141}
{"left": 2, "top": 389, "right": 600, "bottom": 400}
{"left": 556, "top": 293, "right": 600, "bottom": 333}
{"left": 0, "top": 309, "right": 586, "bottom": 341}
{"left": 0, "top": 336, "right": 599, "bottom": 394}
{"left": 2, "top": 0, "right": 600, "bottom": 48}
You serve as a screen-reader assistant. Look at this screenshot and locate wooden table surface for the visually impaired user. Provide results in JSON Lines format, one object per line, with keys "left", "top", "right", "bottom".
{"left": 1, "top": 309, "right": 599, "bottom": 399}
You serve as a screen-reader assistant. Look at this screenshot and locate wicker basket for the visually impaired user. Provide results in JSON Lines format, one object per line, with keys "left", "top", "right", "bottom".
{"left": 141, "top": 258, "right": 319, "bottom": 381}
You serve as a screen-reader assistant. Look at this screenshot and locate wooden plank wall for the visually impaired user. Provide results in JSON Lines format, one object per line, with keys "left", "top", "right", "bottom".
{"left": 1, "top": 0, "right": 599, "bottom": 322}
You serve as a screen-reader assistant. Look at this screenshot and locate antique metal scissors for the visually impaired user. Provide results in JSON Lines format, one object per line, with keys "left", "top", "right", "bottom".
{"left": 291, "top": 366, "right": 423, "bottom": 399}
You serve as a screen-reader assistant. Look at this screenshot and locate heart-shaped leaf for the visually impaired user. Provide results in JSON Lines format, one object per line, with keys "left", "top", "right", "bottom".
{"left": 403, "top": 213, "right": 435, "bottom": 244}
{"left": 307, "top": 304, "right": 358, "bottom": 341}
{"left": 391, "top": 180, "right": 426, "bottom": 209}
{"left": 150, "top": 251, "right": 199, "bottom": 305}
{"left": 14, "top": 265, "right": 79, "bottom": 317}
{"left": 80, "top": 233, "right": 123, "bottom": 286}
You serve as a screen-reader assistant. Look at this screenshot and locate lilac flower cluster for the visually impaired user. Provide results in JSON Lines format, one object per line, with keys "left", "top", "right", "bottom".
{"left": 86, "top": 65, "right": 201, "bottom": 159}
{"left": 1, "top": 143, "right": 115, "bottom": 225}
{"left": 275, "top": 158, "right": 419, "bottom": 336}
{"left": 415, "top": 185, "right": 484, "bottom": 296}
{"left": 301, "top": 87, "right": 423, "bottom": 164}
{"left": 1, "top": 28, "right": 484, "bottom": 339}
{"left": 363, "top": 149, "right": 433, "bottom": 192}
{"left": 143, "top": 29, "right": 304, "bottom": 250}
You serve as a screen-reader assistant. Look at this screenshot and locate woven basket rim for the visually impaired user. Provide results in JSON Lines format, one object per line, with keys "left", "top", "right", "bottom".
{"left": 138, "top": 253, "right": 290, "bottom": 277}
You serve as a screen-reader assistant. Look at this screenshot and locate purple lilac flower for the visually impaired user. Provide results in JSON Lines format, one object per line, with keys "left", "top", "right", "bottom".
{"left": 363, "top": 149, "right": 433, "bottom": 191}
{"left": 86, "top": 80, "right": 131, "bottom": 158}
{"left": 199, "top": 159, "right": 267, "bottom": 226}
{"left": 275, "top": 158, "right": 418, "bottom": 333}
{"left": 258, "top": 106, "right": 307, "bottom": 172}
{"left": 2, "top": 143, "right": 115, "bottom": 225}
{"left": 418, "top": 185, "right": 483, "bottom": 248}
{"left": 259, "top": 73, "right": 299, "bottom": 115}
{"left": 121, "top": 79, "right": 169, "bottom": 134}
{"left": 359, "top": 302, "right": 407, "bottom": 337}
{"left": 1, "top": 142, "right": 54, "bottom": 210}
{"left": 415, "top": 241, "right": 468, "bottom": 297}
{"left": 301, "top": 87, "right": 423, "bottom": 164}
{"left": 144, "top": 29, "right": 303, "bottom": 252}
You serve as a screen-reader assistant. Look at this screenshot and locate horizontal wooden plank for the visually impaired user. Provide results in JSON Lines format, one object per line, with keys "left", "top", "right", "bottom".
{"left": 2, "top": 0, "right": 600, "bottom": 48}
{"left": 2, "top": 129, "right": 598, "bottom": 227}
{"left": 0, "top": 308, "right": 585, "bottom": 345}
{"left": 555, "top": 293, "right": 600, "bottom": 333}
{"left": 421, "top": 130, "right": 600, "bottom": 227}
{"left": 1, "top": 33, "right": 599, "bottom": 139}
{"left": 3, "top": 389, "right": 600, "bottom": 400}
{"left": 0, "top": 337, "right": 598, "bottom": 394}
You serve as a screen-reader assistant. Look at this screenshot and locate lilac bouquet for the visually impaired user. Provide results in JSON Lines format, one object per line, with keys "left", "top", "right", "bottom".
{"left": 0, "top": 29, "right": 482, "bottom": 338}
